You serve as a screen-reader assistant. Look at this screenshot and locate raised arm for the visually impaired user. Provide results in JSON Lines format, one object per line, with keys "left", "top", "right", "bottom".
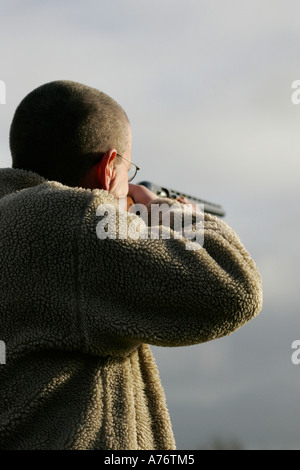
{"left": 77, "top": 189, "right": 263, "bottom": 356}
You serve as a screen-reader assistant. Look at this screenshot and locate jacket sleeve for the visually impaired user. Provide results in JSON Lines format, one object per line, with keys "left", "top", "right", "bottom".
{"left": 76, "top": 192, "right": 263, "bottom": 356}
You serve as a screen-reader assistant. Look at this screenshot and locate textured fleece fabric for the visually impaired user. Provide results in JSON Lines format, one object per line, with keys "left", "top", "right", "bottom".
{"left": 0, "top": 168, "right": 262, "bottom": 450}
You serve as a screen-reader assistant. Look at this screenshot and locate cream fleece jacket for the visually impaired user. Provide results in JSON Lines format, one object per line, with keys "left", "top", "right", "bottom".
{"left": 0, "top": 168, "right": 262, "bottom": 450}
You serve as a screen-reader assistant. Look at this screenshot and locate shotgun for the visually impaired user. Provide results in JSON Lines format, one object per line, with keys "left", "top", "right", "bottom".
{"left": 138, "top": 181, "right": 225, "bottom": 217}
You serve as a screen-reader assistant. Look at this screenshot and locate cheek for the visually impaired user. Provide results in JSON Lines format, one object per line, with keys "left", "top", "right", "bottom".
{"left": 118, "top": 170, "right": 128, "bottom": 191}
{"left": 123, "top": 168, "right": 129, "bottom": 182}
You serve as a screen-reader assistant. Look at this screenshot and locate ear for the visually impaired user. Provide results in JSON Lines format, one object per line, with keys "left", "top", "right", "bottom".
{"left": 95, "top": 149, "right": 117, "bottom": 190}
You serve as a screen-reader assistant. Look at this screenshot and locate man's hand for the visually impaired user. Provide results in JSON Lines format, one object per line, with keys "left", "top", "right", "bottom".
{"left": 128, "top": 183, "right": 158, "bottom": 206}
{"left": 175, "top": 195, "right": 202, "bottom": 213}
{"left": 128, "top": 184, "right": 201, "bottom": 213}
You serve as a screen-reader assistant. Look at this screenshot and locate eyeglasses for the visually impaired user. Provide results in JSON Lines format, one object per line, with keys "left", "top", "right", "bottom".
{"left": 116, "top": 153, "right": 140, "bottom": 182}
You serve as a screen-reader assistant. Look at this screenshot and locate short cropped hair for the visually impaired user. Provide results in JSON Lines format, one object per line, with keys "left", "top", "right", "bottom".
{"left": 10, "top": 80, "right": 130, "bottom": 186}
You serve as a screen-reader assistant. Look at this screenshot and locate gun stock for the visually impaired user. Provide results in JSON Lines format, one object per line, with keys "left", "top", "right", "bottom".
{"left": 138, "top": 181, "right": 225, "bottom": 217}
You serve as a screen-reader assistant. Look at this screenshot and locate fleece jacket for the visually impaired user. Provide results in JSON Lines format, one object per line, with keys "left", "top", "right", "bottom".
{"left": 0, "top": 168, "right": 263, "bottom": 450}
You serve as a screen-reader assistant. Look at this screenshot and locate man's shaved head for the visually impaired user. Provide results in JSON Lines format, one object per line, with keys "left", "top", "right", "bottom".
{"left": 10, "top": 80, "right": 130, "bottom": 186}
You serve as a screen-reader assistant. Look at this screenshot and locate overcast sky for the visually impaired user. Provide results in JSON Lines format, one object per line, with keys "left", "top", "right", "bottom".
{"left": 1, "top": 0, "right": 299, "bottom": 449}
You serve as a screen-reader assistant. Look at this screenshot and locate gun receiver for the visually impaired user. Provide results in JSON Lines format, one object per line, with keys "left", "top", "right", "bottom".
{"left": 138, "top": 181, "right": 225, "bottom": 217}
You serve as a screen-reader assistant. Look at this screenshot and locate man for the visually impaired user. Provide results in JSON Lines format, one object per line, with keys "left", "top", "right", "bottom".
{"left": 0, "top": 80, "right": 262, "bottom": 450}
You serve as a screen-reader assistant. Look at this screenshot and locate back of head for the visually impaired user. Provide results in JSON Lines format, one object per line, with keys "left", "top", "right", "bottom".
{"left": 10, "top": 80, "right": 130, "bottom": 187}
